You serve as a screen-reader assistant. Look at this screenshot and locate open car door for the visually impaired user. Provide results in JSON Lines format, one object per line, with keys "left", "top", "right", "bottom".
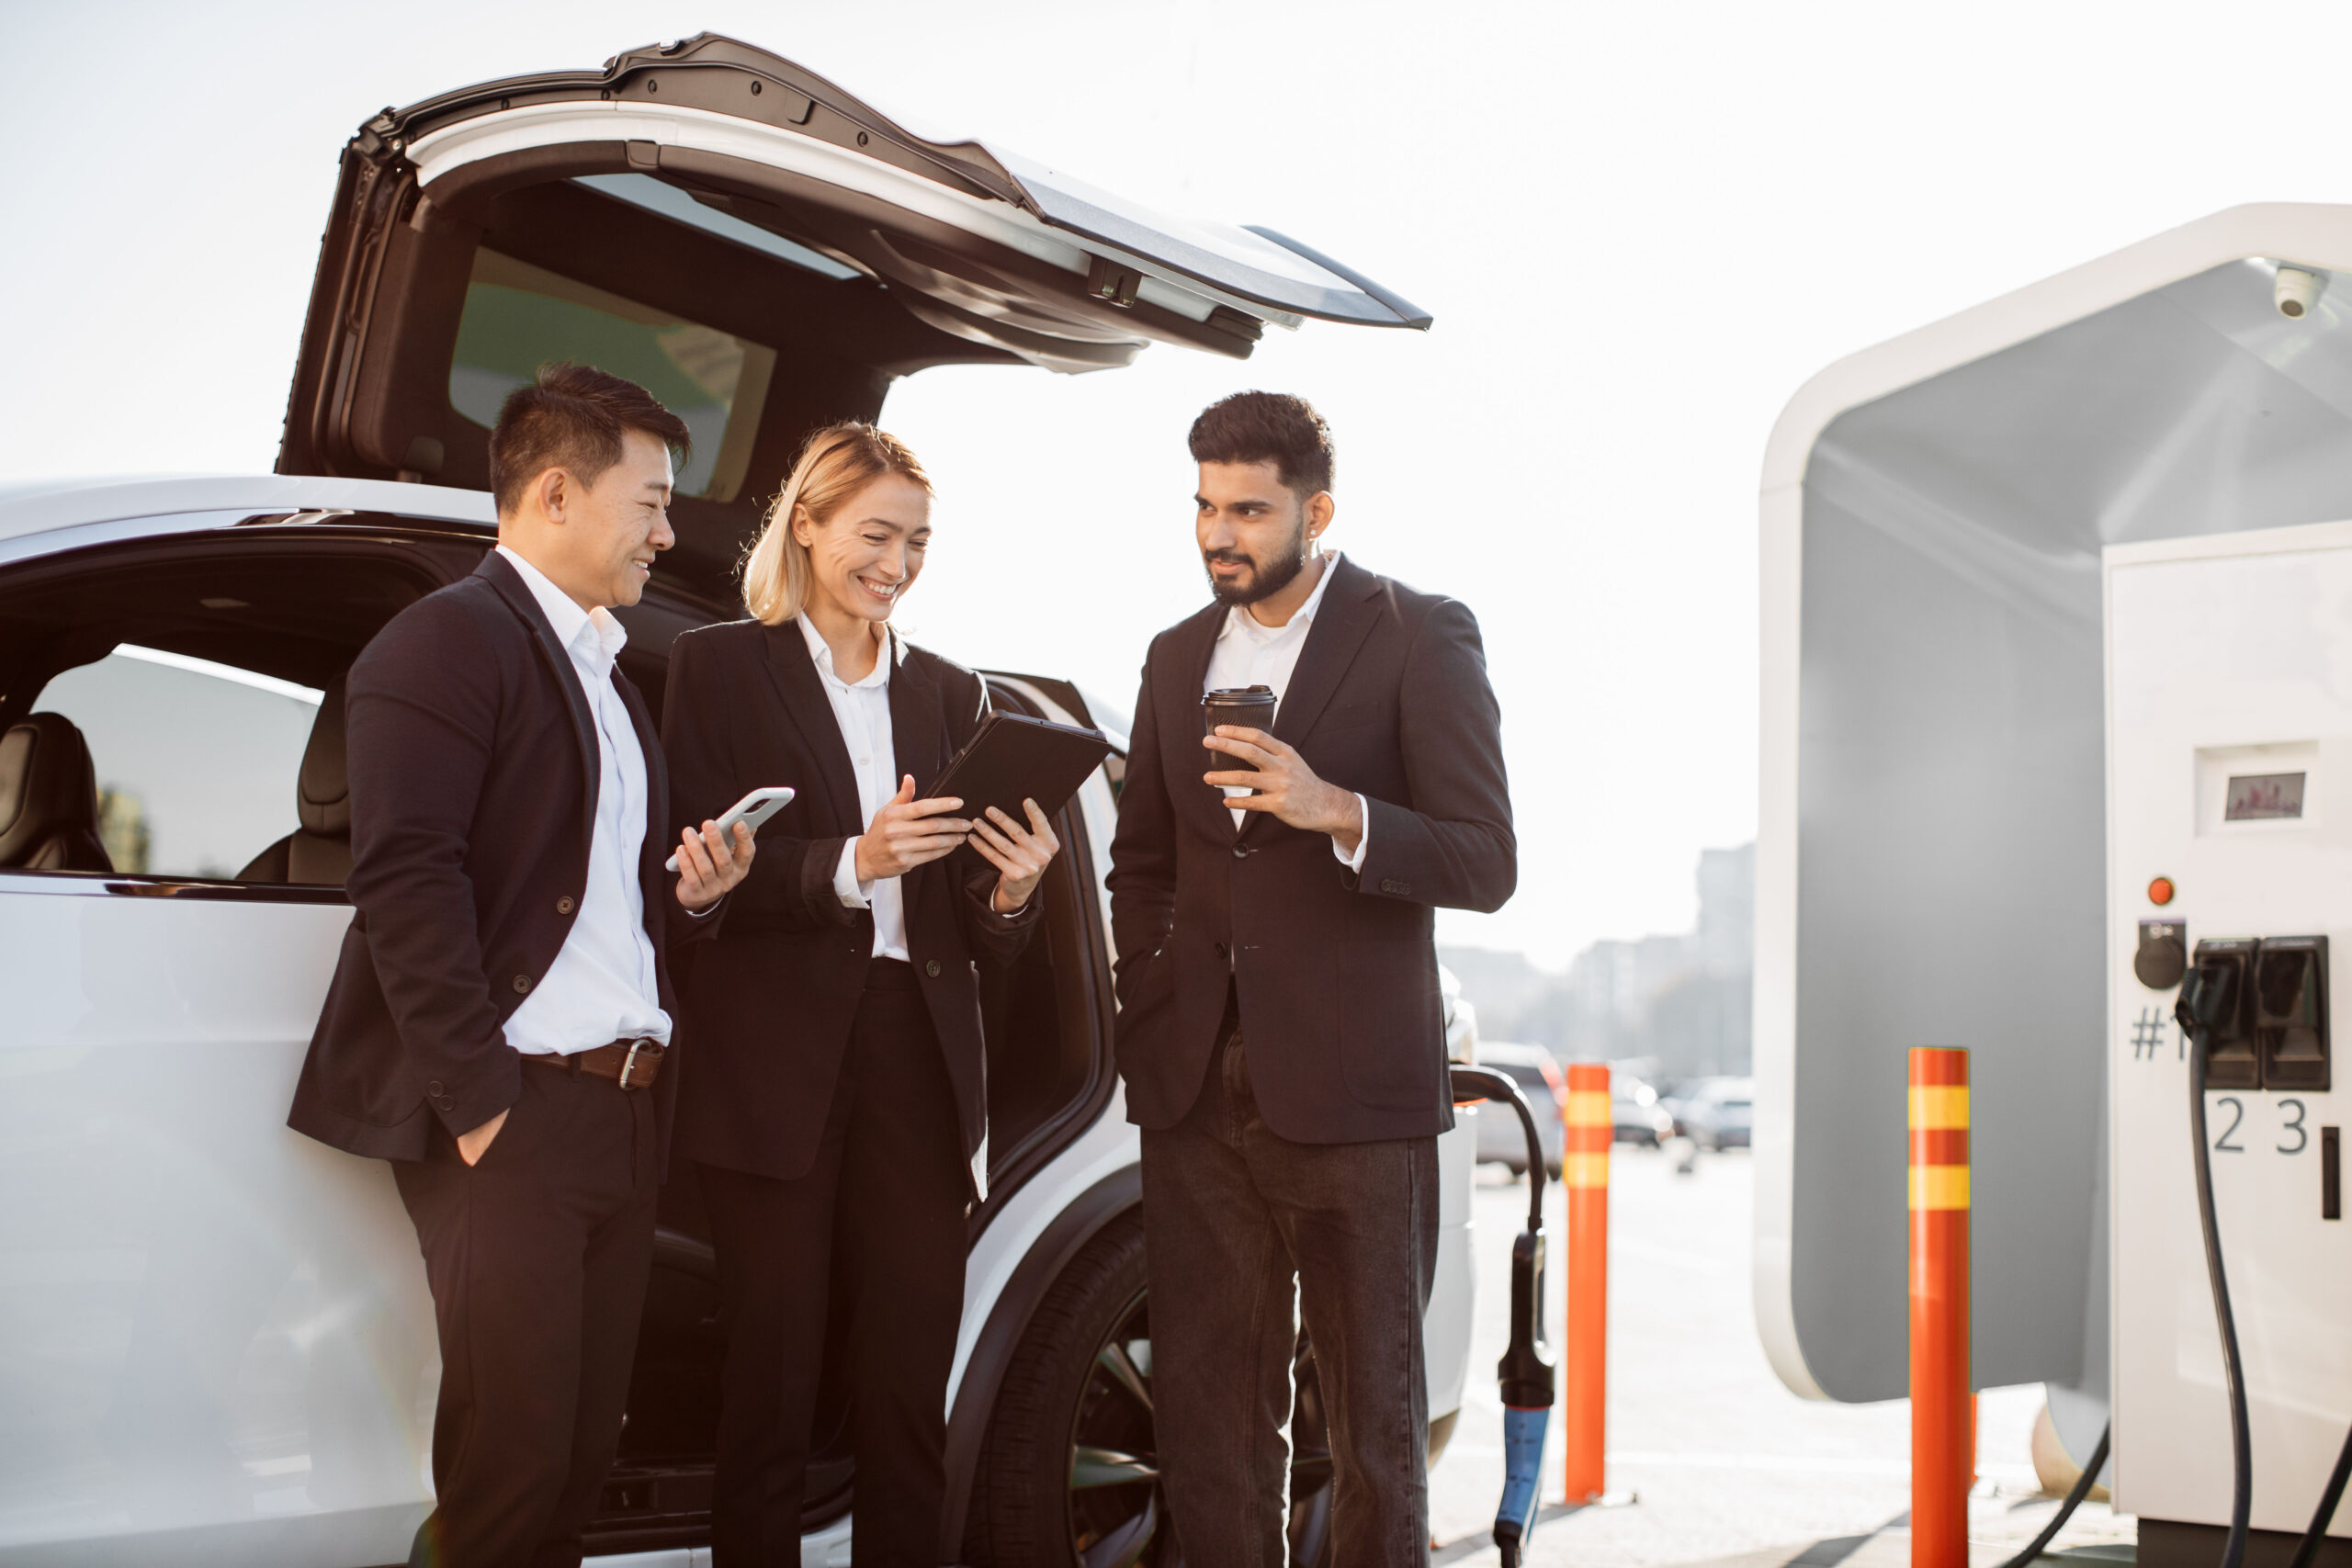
{"left": 277, "top": 32, "right": 1432, "bottom": 604}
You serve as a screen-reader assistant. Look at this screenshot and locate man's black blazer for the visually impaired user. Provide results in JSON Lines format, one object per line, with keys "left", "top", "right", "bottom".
{"left": 1106, "top": 555, "right": 1515, "bottom": 1145}
{"left": 288, "top": 551, "right": 706, "bottom": 1165}
{"left": 660, "top": 619, "right": 1037, "bottom": 1190}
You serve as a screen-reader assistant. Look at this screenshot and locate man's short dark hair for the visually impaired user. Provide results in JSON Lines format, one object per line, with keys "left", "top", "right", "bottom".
{"left": 1188, "top": 390, "right": 1335, "bottom": 498}
{"left": 487, "top": 362, "right": 693, "bottom": 515}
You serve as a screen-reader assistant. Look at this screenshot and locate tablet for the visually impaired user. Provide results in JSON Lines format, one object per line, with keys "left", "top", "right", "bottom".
{"left": 925, "top": 712, "right": 1113, "bottom": 828}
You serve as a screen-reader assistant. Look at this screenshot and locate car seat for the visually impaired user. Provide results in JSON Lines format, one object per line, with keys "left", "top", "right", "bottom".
{"left": 0, "top": 713, "right": 114, "bottom": 872}
{"left": 237, "top": 671, "right": 353, "bottom": 885}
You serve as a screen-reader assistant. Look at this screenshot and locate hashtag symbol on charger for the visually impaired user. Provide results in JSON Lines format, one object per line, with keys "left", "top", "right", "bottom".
{"left": 2131, "top": 1008, "right": 2167, "bottom": 1060}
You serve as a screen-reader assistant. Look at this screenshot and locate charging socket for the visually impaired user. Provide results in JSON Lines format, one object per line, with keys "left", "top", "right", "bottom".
{"left": 2183, "top": 938, "right": 2262, "bottom": 1089}
{"left": 2256, "top": 935, "right": 2330, "bottom": 1092}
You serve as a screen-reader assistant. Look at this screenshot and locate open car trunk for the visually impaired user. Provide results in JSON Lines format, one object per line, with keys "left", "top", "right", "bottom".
{"left": 277, "top": 32, "right": 1431, "bottom": 604}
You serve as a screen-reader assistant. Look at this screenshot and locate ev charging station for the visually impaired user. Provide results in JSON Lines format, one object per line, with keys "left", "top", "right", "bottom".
{"left": 1757, "top": 206, "right": 2352, "bottom": 1557}
{"left": 2109, "top": 521, "right": 2350, "bottom": 1545}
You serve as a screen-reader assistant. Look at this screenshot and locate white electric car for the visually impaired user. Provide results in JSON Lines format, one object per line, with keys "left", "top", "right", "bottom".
{"left": 0, "top": 37, "right": 1477, "bottom": 1568}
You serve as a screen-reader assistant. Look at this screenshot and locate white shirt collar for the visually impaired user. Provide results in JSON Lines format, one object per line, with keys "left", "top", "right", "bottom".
{"left": 797, "top": 613, "right": 897, "bottom": 692}
{"left": 1220, "top": 548, "right": 1342, "bottom": 645}
{"left": 497, "top": 543, "right": 628, "bottom": 677}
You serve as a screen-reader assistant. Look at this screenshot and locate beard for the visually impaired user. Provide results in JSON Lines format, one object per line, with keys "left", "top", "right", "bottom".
{"left": 1204, "top": 521, "right": 1312, "bottom": 607}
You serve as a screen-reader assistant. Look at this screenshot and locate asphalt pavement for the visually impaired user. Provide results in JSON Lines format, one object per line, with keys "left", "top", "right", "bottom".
{"left": 1423, "top": 1139, "right": 2132, "bottom": 1567}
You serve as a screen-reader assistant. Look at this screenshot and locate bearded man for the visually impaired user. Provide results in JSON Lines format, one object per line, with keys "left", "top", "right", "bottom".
{"left": 1105, "top": 389, "right": 1517, "bottom": 1566}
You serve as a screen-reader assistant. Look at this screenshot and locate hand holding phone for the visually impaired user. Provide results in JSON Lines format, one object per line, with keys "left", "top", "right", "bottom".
{"left": 666, "top": 785, "right": 796, "bottom": 872}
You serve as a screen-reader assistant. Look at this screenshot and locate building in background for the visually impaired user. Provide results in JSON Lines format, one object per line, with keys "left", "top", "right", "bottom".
{"left": 1444, "top": 843, "right": 1753, "bottom": 1079}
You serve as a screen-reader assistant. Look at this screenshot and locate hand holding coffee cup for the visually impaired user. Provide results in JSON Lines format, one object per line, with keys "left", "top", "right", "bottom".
{"left": 1202, "top": 685, "right": 1366, "bottom": 852}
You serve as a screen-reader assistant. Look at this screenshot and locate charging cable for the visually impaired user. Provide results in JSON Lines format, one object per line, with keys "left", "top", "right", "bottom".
{"left": 2287, "top": 1425, "right": 2352, "bottom": 1568}
{"left": 2179, "top": 961, "right": 2254, "bottom": 1568}
{"left": 1997, "top": 1423, "right": 2109, "bottom": 1568}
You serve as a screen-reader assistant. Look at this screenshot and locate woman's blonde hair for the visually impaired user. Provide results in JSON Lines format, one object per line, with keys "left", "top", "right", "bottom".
{"left": 741, "top": 423, "right": 933, "bottom": 625}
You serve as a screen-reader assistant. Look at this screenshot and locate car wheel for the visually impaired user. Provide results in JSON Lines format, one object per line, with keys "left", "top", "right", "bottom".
{"left": 967, "top": 1211, "right": 1335, "bottom": 1568}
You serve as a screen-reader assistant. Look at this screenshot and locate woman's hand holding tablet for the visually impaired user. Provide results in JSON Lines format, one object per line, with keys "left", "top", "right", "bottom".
{"left": 854, "top": 777, "right": 974, "bottom": 880}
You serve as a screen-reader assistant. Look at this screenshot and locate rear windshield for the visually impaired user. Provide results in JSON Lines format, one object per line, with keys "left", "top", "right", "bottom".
{"left": 448, "top": 249, "right": 775, "bottom": 503}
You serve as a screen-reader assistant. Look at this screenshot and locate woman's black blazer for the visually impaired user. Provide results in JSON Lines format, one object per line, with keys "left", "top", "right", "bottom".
{"left": 661, "top": 617, "right": 1037, "bottom": 1189}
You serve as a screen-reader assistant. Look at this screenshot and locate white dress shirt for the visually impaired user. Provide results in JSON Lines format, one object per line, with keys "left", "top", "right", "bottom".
{"left": 801, "top": 615, "right": 915, "bottom": 963}
{"left": 495, "top": 545, "right": 673, "bottom": 1055}
{"left": 1203, "top": 550, "right": 1371, "bottom": 871}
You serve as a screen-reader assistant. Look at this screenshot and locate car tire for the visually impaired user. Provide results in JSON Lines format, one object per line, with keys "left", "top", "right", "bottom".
{"left": 966, "top": 1210, "right": 1335, "bottom": 1568}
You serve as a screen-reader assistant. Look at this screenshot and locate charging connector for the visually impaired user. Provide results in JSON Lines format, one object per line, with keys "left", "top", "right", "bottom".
{"left": 2180, "top": 946, "right": 2256, "bottom": 1568}
{"left": 1449, "top": 1066, "right": 1557, "bottom": 1568}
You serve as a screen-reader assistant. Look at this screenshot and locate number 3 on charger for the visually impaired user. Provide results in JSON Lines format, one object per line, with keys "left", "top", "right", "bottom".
{"left": 2278, "top": 1098, "right": 2308, "bottom": 1155}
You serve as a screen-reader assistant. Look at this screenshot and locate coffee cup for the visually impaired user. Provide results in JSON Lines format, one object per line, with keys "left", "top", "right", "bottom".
{"left": 1202, "top": 685, "right": 1278, "bottom": 768}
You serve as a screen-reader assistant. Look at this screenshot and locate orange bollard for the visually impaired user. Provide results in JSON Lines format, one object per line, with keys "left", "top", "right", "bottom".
{"left": 1562, "top": 1063, "right": 1611, "bottom": 1503}
{"left": 1908, "top": 1048, "right": 1971, "bottom": 1566}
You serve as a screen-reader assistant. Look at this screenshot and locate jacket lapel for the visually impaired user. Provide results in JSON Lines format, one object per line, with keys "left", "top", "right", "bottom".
{"left": 1241, "top": 558, "right": 1384, "bottom": 843}
{"left": 888, "top": 634, "right": 945, "bottom": 791}
{"left": 1271, "top": 557, "right": 1382, "bottom": 749}
{"left": 1160, "top": 602, "right": 1230, "bottom": 838}
{"left": 476, "top": 552, "right": 600, "bottom": 850}
{"left": 758, "top": 620, "right": 865, "bottom": 838}
{"left": 616, "top": 673, "right": 668, "bottom": 901}
{"left": 886, "top": 638, "right": 953, "bottom": 915}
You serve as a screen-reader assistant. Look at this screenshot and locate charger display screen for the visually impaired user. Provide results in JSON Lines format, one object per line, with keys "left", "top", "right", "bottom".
{"left": 2223, "top": 772, "right": 2306, "bottom": 821}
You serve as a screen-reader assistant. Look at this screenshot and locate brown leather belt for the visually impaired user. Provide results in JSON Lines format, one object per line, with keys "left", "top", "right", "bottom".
{"left": 521, "top": 1037, "right": 665, "bottom": 1090}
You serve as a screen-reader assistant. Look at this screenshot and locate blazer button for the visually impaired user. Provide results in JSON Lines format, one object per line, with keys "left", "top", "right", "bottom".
{"left": 435, "top": 1097, "right": 454, "bottom": 1113}
{"left": 513, "top": 974, "right": 533, "bottom": 995}
{"left": 1214, "top": 941, "right": 1227, "bottom": 959}
{"left": 1233, "top": 843, "right": 1250, "bottom": 860}
{"left": 426, "top": 1080, "right": 445, "bottom": 1096}
{"left": 925, "top": 959, "right": 941, "bottom": 977}
{"left": 556, "top": 896, "right": 575, "bottom": 915}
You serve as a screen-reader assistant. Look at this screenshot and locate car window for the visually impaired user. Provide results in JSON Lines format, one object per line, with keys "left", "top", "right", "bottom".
{"left": 33, "top": 647, "right": 318, "bottom": 878}
{"left": 449, "top": 247, "right": 777, "bottom": 503}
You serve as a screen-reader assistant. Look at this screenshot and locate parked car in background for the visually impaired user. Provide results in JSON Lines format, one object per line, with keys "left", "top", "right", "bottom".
{"left": 1668, "top": 1076, "right": 1756, "bottom": 1150}
{"left": 1472, "top": 1042, "right": 1566, "bottom": 1177}
{"left": 1612, "top": 1076, "right": 1675, "bottom": 1146}
{"left": 0, "top": 34, "right": 1467, "bottom": 1568}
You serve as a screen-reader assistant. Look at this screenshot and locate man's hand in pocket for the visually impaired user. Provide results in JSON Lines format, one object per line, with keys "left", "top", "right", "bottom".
{"left": 457, "top": 1109, "right": 508, "bottom": 1167}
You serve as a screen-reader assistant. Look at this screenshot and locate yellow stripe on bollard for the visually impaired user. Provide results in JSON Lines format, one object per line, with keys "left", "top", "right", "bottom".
{"left": 1907, "top": 1086, "right": 1970, "bottom": 1129}
{"left": 1565, "top": 1090, "right": 1612, "bottom": 1126}
{"left": 1564, "top": 1151, "right": 1611, "bottom": 1190}
{"left": 1907, "top": 1165, "right": 1970, "bottom": 1211}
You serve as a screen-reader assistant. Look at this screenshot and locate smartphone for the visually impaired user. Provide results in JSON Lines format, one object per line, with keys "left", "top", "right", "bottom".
{"left": 666, "top": 785, "right": 796, "bottom": 872}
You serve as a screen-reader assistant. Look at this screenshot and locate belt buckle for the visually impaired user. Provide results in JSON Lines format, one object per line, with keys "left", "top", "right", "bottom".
{"left": 617, "top": 1038, "right": 648, "bottom": 1090}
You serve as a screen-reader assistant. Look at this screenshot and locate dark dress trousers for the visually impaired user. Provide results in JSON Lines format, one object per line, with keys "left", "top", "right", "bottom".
{"left": 288, "top": 550, "right": 708, "bottom": 1568}
{"left": 660, "top": 618, "right": 1037, "bottom": 1567}
{"left": 1106, "top": 554, "right": 1514, "bottom": 1567}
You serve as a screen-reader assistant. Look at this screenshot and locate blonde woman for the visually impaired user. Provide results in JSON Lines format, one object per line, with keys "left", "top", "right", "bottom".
{"left": 660, "top": 424, "right": 1061, "bottom": 1566}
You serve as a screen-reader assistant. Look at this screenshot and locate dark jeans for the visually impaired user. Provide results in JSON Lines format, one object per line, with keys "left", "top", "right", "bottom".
{"left": 697, "top": 959, "right": 970, "bottom": 1568}
{"left": 392, "top": 1057, "right": 659, "bottom": 1568}
{"left": 1141, "top": 1028, "right": 1441, "bottom": 1568}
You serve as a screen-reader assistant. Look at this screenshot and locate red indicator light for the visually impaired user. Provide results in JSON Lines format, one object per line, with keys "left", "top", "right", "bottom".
{"left": 2149, "top": 876, "right": 2176, "bottom": 907}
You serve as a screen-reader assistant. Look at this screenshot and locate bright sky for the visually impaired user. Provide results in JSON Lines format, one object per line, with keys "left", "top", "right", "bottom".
{"left": 6, "top": 0, "right": 2342, "bottom": 964}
